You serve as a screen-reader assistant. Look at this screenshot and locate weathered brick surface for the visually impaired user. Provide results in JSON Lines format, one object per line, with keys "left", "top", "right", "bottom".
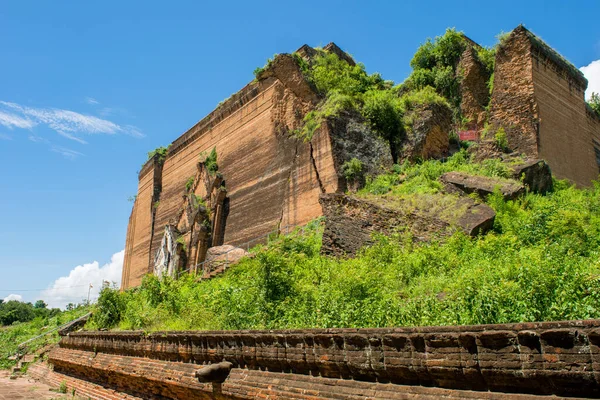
{"left": 489, "top": 25, "right": 600, "bottom": 187}
{"left": 28, "top": 362, "right": 142, "bottom": 400}
{"left": 319, "top": 193, "right": 495, "bottom": 256}
{"left": 33, "top": 352, "right": 574, "bottom": 400}
{"left": 121, "top": 49, "right": 350, "bottom": 290}
{"left": 56, "top": 319, "right": 600, "bottom": 397}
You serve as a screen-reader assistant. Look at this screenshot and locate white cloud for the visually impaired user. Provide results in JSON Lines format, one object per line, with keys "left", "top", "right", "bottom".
{"left": 41, "top": 250, "right": 124, "bottom": 309}
{"left": 581, "top": 59, "right": 600, "bottom": 100}
{"left": 0, "top": 110, "right": 35, "bottom": 129}
{"left": 0, "top": 101, "right": 144, "bottom": 142}
{"left": 28, "top": 135, "right": 49, "bottom": 144}
{"left": 51, "top": 145, "right": 84, "bottom": 160}
{"left": 85, "top": 97, "right": 100, "bottom": 105}
{"left": 3, "top": 294, "right": 23, "bottom": 302}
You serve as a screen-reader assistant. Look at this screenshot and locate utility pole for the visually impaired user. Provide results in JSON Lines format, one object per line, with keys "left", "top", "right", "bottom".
{"left": 87, "top": 283, "right": 93, "bottom": 305}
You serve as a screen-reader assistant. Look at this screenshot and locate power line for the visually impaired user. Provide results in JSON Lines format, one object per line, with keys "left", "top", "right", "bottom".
{"left": 0, "top": 283, "right": 104, "bottom": 292}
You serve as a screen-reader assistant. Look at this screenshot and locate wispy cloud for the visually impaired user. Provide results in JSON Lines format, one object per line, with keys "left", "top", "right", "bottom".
{"left": 581, "top": 59, "right": 600, "bottom": 100}
{"left": 28, "top": 134, "right": 49, "bottom": 144}
{"left": 85, "top": 97, "right": 100, "bottom": 105}
{"left": 0, "top": 110, "right": 35, "bottom": 129}
{"left": 0, "top": 133, "right": 12, "bottom": 140}
{"left": 51, "top": 145, "right": 84, "bottom": 160}
{"left": 0, "top": 100, "right": 144, "bottom": 143}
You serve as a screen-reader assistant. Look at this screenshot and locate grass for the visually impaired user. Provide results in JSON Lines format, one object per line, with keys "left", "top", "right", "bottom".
{"left": 0, "top": 307, "right": 90, "bottom": 370}
{"left": 90, "top": 154, "right": 600, "bottom": 332}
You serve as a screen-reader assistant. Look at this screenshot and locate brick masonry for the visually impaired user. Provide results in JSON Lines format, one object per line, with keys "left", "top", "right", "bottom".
{"left": 38, "top": 319, "right": 600, "bottom": 399}
{"left": 490, "top": 25, "right": 600, "bottom": 187}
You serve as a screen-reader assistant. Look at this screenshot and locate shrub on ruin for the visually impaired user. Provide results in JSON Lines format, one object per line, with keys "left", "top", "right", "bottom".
{"left": 202, "top": 147, "right": 218, "bottom": 175}
{"left": 146, "top": 146, "right": 169, "bottom": 165}
{"left": 494, "top": 127, "right": 509, "bottom": 151}
{"left": 342, "top": 158, "right": 364, "bottom": 183}
{"left": 405, "top": 28, "right": 467, "bottom": 113}
{"left": 588, "top": 92, "right": 600, "bottom": 118}
{"left": 185, "top": 176, "right": 195, "bottom": 192}
{"left": 362, "top": 89, "right": 404, "bottom": 148}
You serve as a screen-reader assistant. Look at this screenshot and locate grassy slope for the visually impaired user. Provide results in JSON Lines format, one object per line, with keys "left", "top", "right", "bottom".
{"left": 0, "top": 307, "right": 90, "bottom": 369}
{"left": 89, "top": 151, "right": 600, "bottom": 332}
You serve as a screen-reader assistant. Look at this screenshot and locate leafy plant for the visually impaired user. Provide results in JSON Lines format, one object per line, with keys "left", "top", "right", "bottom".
{"left": 342, "top": 158, "right": 364, "bottom": 183}
{"left": 253, "top": 54, "right": 278, "bottom": 80}
{"left": 59, "top": 381, "right": 67, "bottom": 394}
{"left": 588, "top": 92, "right": 600, "bottom": 118}
{"left": 185, "top": 176, "right": 195, "bottom": 192}
{"left": 90, "top": 282, "right": 124, "bottom": 329}
{"left": 203, "top": 147, "right": 218, "bottom": 175}
{"left": 146, "top": 146, "right": 170, "bottom": 165}
{"left": 494, "top": 127, "right": 509, "bottom": 151}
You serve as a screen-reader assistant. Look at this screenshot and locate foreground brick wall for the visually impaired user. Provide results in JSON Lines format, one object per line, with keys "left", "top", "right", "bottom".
{"left": 55, "top": 319, "right": 600, "bottom": 398}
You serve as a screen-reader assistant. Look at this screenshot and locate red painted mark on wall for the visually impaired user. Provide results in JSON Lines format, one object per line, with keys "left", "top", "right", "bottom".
{"left": 459, "top": 130, "right": 479, "bottom": 141}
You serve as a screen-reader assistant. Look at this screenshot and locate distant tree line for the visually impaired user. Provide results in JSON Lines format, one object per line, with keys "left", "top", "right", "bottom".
{"left": 0, "top": 299, "right": 61, "bottom": 326}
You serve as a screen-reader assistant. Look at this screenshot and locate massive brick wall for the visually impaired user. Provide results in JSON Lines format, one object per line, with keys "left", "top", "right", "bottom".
{"left": 490, "top": 26, "right": 600, "bottom": 186}
{"left": 531, "top": 38, "right": 599, "bottom": 186}
{"left": 42, "top": 319, "right": 600, "bottom": 399}
{"left": 121, "top": 53, "right": 342, "bottom": 289}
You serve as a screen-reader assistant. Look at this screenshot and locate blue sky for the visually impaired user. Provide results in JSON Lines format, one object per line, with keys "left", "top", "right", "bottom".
{"left": 1, "top": 0, "right": 599, "bottom": 308}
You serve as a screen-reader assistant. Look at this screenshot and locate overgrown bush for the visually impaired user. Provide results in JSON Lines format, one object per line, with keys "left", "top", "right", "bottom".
{"left": 405, "top": 28, "right": 467, "bottom": 113}
{"left": 342, "top": 158, "right": 363, "bottom": 183}
{"left": 203, "top": 147, "right": 218, "bottom": 175}
{"left": 90, "top": 283, "right": 124, "bottom": 329}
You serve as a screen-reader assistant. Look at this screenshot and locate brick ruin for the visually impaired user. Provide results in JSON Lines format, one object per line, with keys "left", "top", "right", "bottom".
{"left": 121, "top": 43, "right": 393, "bottom": 289}
{"left": 121, "top": 26, "right": 600, "bottom": 289}
{"left": 489, "top": 25, "right": 600, "bottom": 186}
{"left": 28, "top": 319, "right": 600, "bottom": 399}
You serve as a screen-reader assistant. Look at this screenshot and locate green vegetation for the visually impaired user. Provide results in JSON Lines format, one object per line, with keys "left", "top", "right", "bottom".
{"left": 92, "top": 152, "right": 600, "bottom": 332}
{"left": 0, "top": 305, "right": 90, "bottom": 369}
{"left": 176, "top": 236, "right": 187, "bottom": 251}
{"left": 185, "top": 176, "right": 195, "bottom": 192}
{"left": 202, "top": 147, "right": 218, "bottom": 175}
{"left": 588, "top": 92, "right": 600, "bottom": 118}
{"left": 145, "top": 145, "right": 170, "bottom": 166}
{"left": 494, "top": 127, "right": 509, "bottom": 151}
{"left": 342, "top": 158, "right": 363, "bottom": 183}
{"left": 289, "top": 49, "right": 449, "bottom": 163}
{"left": 59, "top": 381, "right": 68, "bottom": 394}
{"left": 0, "top": 299, "right": 59, "bottom": 326}
{"left": 404, "top": 28, "right": 467, "bottom": 113}
{"left": 253, "top": 54, "right": 277, "bottom": 80}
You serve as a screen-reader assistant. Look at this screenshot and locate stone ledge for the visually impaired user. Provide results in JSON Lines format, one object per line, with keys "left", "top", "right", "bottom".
{"left": 58, "top": 319, "right": 600, "bottom": 397}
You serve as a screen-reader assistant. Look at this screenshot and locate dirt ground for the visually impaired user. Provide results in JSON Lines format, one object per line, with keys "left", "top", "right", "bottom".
{"left": 0, "top": 370, "right": 78, "bottom": 400}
